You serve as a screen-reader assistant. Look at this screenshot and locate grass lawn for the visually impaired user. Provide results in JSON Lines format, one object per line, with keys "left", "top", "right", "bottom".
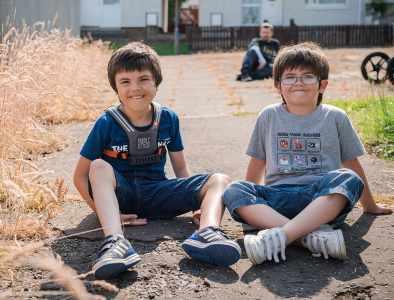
{"left": 329, "top": 91, "right": 394, "bottom": 160}
{"left": 109, "top": 43, "right": 190, "bottom": 56}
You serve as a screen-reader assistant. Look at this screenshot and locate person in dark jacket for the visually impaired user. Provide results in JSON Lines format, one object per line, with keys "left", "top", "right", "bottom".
{"left": 237, "top": 22, "right": 280, "bottom": 82}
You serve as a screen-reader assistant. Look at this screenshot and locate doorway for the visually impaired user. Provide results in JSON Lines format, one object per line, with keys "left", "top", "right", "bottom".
{"left": 261, "top": 0, "right": 283, "bottom": 26}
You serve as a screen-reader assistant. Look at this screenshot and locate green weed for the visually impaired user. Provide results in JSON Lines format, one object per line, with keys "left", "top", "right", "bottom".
{"left": 328, "top": 91, "right": 394, "bottom": 160}
{"left": 109, "top": 43, "right": 190, "bottom": 56}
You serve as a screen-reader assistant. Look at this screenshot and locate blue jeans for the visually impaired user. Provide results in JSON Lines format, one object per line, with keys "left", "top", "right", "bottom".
{"left": 222, "top": 169, "right": 364, "bottom": 228}
{"left": 241, "top": 48, "right": 273, "bottom": 80}
{"left": 88, "top": 171, "right": 214, "bottom": 219}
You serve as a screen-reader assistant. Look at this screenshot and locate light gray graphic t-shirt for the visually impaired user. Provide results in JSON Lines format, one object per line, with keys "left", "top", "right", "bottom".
{"left": 246, "top": 103, "right": 365, "bottom": 187}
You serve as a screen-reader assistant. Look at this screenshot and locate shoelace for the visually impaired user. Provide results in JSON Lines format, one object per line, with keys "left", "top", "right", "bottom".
{"left": 257, "top": 228, "right": 286, "bottom": 263}
{"left": 307, "top": 234, "right": 329, "bottom": 259}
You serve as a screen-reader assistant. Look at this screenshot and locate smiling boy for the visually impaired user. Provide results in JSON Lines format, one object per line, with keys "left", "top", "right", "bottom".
{"left": 74, "top": 42, "right": 241, "bottom": 279}
{"left": 222, "top": 42, "right": 392, "bottom": 265}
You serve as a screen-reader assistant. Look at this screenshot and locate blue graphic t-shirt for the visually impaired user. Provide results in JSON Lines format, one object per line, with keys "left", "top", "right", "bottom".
{"left": 80, "top": 104, "right": 184, "bottom": 175}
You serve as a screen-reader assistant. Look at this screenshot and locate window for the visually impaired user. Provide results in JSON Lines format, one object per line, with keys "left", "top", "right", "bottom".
{"left": 103, "top": 0, "right": 119, "bottom": 5}
{"left": 146, "top": 13, "right": 158, "bottom": 26}
{"left": 242, "top": 0, "right": 259, "bottom": 26}
{"left": 305, "top": 0, "right": 345, "bottom": 4}
{"left": 211, "top": 13, "right": 223, "bottom": 26}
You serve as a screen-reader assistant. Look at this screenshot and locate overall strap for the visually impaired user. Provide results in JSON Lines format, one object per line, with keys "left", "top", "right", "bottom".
{"left": 104, "top": 103, "right": 165, "bottom": 165}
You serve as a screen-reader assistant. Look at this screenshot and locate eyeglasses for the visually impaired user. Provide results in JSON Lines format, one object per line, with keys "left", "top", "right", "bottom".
{"left": 280, "top": 75, "right": 319, "bottom": 85}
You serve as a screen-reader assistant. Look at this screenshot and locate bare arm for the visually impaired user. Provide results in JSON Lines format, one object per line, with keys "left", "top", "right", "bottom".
{"left": 245, "top": 157, "right": 267, "bottom": 184}
{"left": 168, "top": 150, "right": 192, "bottom": 178}
{"left": 74, "top": 156, "right": 97, "bottom": 213}
{"left": 342, "top": 157, "right": 393, "bottom": 214}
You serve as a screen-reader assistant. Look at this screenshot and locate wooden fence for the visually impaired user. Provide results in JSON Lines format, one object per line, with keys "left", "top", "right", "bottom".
{"left": 186, "top": 24, "right": 393, "bottom": 50}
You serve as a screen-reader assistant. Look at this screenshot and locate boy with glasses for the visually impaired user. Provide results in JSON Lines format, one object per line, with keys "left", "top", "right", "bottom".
{"left": 222, "top": 42, "right": 392, "bottom": 265}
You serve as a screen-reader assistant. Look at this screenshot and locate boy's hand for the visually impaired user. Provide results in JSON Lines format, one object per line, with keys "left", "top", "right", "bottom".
{"left": 363, "top": 203, "right": 393, "bottom": 214}
{"left": 192, "top": 210, "right": 201, "bottom": 226}
{"left": 120, "top": 214, "right": 147, "bottom": 226}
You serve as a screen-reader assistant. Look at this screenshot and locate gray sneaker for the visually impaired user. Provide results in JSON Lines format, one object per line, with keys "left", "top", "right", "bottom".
{"left": 302, "top": 224, "right": 346, "bottom": 260}
{"left": 241, "top": 74, "right": 253, "bottom": 82}
{"left": 92, "top": 235, "right": 141, "bottom": 279}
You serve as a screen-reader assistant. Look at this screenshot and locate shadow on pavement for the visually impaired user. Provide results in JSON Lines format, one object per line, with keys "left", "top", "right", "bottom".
{"left": 237, "top": 212, "right": 377, "bottom": 298}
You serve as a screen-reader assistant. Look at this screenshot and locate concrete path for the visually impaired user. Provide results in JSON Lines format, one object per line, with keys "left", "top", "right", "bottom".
{"left": 43, "top": 50, "right": 394, "bottom": 299}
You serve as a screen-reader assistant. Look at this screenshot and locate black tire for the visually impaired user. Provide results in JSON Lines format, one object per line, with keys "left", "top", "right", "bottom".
{"left": 387, "top": 56, "right": 394, "bottom": 85}
{"left": 360, "top": 52, "right": 390, "bottom": 84}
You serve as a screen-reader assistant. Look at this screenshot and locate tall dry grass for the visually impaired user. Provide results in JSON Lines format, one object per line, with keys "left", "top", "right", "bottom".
{"left": 0, "top": 15, "right": 113, "bottom": 249}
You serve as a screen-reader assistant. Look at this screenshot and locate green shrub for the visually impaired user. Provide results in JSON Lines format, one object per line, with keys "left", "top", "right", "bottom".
{"left": 328, "top": 92, "right": 394, "bottom": 160}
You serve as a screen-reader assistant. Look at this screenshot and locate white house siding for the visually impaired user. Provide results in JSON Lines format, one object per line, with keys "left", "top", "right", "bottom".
{"left": 282, "top": 0, "right": 359, "bottom": 26}
{"left": 0, "top": 0, "right": 81, "bottom": 36}
{"left": 199, "top": 0, "right": 242, "bottom": 27}
{"left": 121, "top": 0, "right": 163, "bottom": 28}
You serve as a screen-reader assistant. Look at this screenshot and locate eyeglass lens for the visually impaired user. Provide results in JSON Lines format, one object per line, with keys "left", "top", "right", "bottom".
{"left": 281, "top": 76, "right": 318, "bottom": 85}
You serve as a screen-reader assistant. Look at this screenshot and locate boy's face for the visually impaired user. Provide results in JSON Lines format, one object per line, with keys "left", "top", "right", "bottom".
{"left": 276, "top": 67, "right": 328, "bottom": 109}
{"left": 115, "top": 69, "right": 158, "bottom": 113}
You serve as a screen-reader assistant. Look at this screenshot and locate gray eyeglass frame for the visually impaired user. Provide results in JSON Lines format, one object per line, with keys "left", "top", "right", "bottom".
{"left": 280, "top": 76, "right": 320, "bottom": 85}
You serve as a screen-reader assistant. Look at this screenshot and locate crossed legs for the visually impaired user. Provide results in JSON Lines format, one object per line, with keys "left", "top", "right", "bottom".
{"left": 234, "top": 193, "right": 348, "bottom": 245}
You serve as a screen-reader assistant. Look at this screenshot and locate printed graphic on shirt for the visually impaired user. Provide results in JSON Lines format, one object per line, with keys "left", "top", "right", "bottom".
{"left": 293, "top": 155, "right": 306, "bottom": 166}
{"left": 308, "top": 154, "right": 322, "bottom": 165}
{"left": 158, "top": 138, "right": 171, "bottom": 148}
{"left": 278, "top": 154, "right": 290, "bottom": 165}
{"left": 111, "top": 145, "right": 128, "bottom": 152}
{"left": 138, "top": 137, "right": 151, "bottom": 150}
{"left": 278, "top": 168, "right": 292, "bottom": 174}
{"left": 293, "top": 138, "right": 305, "bottom": 151}
{"left": 308, "top": 168, "right": 321, "bottom": 175}
{"left": 306, "top": 139, "right": 321, "bottom": 151}
{"left": 277, "top": 138, "right": 290, "bottom": 150}
{"left": 109, "top": 138, "right": 170, "bottom": 153}
{"left": 276, "top": 133, "right": 322, "bottom": 176}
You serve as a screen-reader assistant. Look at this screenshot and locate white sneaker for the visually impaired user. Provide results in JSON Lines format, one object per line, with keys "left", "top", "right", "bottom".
{"left": 301, "top": 224, "right": 346, "bottom": 260}
{"left": 244, "top": 227, "right": 287, "bottom": 265}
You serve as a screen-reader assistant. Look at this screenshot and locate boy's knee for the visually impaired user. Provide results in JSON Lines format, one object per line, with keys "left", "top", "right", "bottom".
{"left": 207, "top": 173, "right": 231, "bottom": 187}
{"left": 338, "top": 168, "right": 363, "bottom": 184}
{"left": 89, "top": 159, "right": 114, "bottom": 180}
{"left": 223, "top": 180, "right": 248, "bottom": 199}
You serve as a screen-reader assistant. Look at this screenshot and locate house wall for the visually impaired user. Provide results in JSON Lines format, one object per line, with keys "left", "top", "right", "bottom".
{"left": 199, "top": 0, "right": 386, "bottom": 27}
{"left": 121, "top": 0, "right": 163, "bottom": 28}
{"left": 199, "top": 0, "right": 242, "bottom": 27}
{"left": 282, "top": 0, "right": 359, "bottom": 26}
{"left": 0, "top": 0, "right": 80, "bottom": 37}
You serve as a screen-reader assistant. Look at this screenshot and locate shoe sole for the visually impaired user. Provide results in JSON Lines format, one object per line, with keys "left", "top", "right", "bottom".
{"left": 182, "top": 240, "right": 241, "bottom": 266}
{"left": 244, "top": 235, "right": 260, "bottom": 265}
{"left": 93, "top": 253, "right": 141, "bottom": 279}
{"left": 334, "top": 229, "right": 346, "bottom": 260}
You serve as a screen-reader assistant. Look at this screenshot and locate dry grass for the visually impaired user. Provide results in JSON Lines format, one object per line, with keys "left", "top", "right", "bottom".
{"left": 0, "top": 242, "right": 117, "bottom": 299}
{"left": 0, "top": 16, "right": 114, "bottom": 251}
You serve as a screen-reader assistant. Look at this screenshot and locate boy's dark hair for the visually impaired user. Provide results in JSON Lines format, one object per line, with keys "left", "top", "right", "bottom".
{"left": 107, "top": 42, "right": 162, "bottom": 93}
{"left": 260, "top": 22, "right": 273, "bottom": 31}
{"left": 273, "top": 42, "right": 329, "bottom": 105}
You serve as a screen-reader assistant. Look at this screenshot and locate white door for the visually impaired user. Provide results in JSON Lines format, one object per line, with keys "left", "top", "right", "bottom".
{"left": 101, "top": 0, "right": 121, "bottom": 28}
{"left": 261, "top": 0, "right": 283, "bottom": 26}
{"left": 81, "top": 0, "right": 101, "bottom": 26}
